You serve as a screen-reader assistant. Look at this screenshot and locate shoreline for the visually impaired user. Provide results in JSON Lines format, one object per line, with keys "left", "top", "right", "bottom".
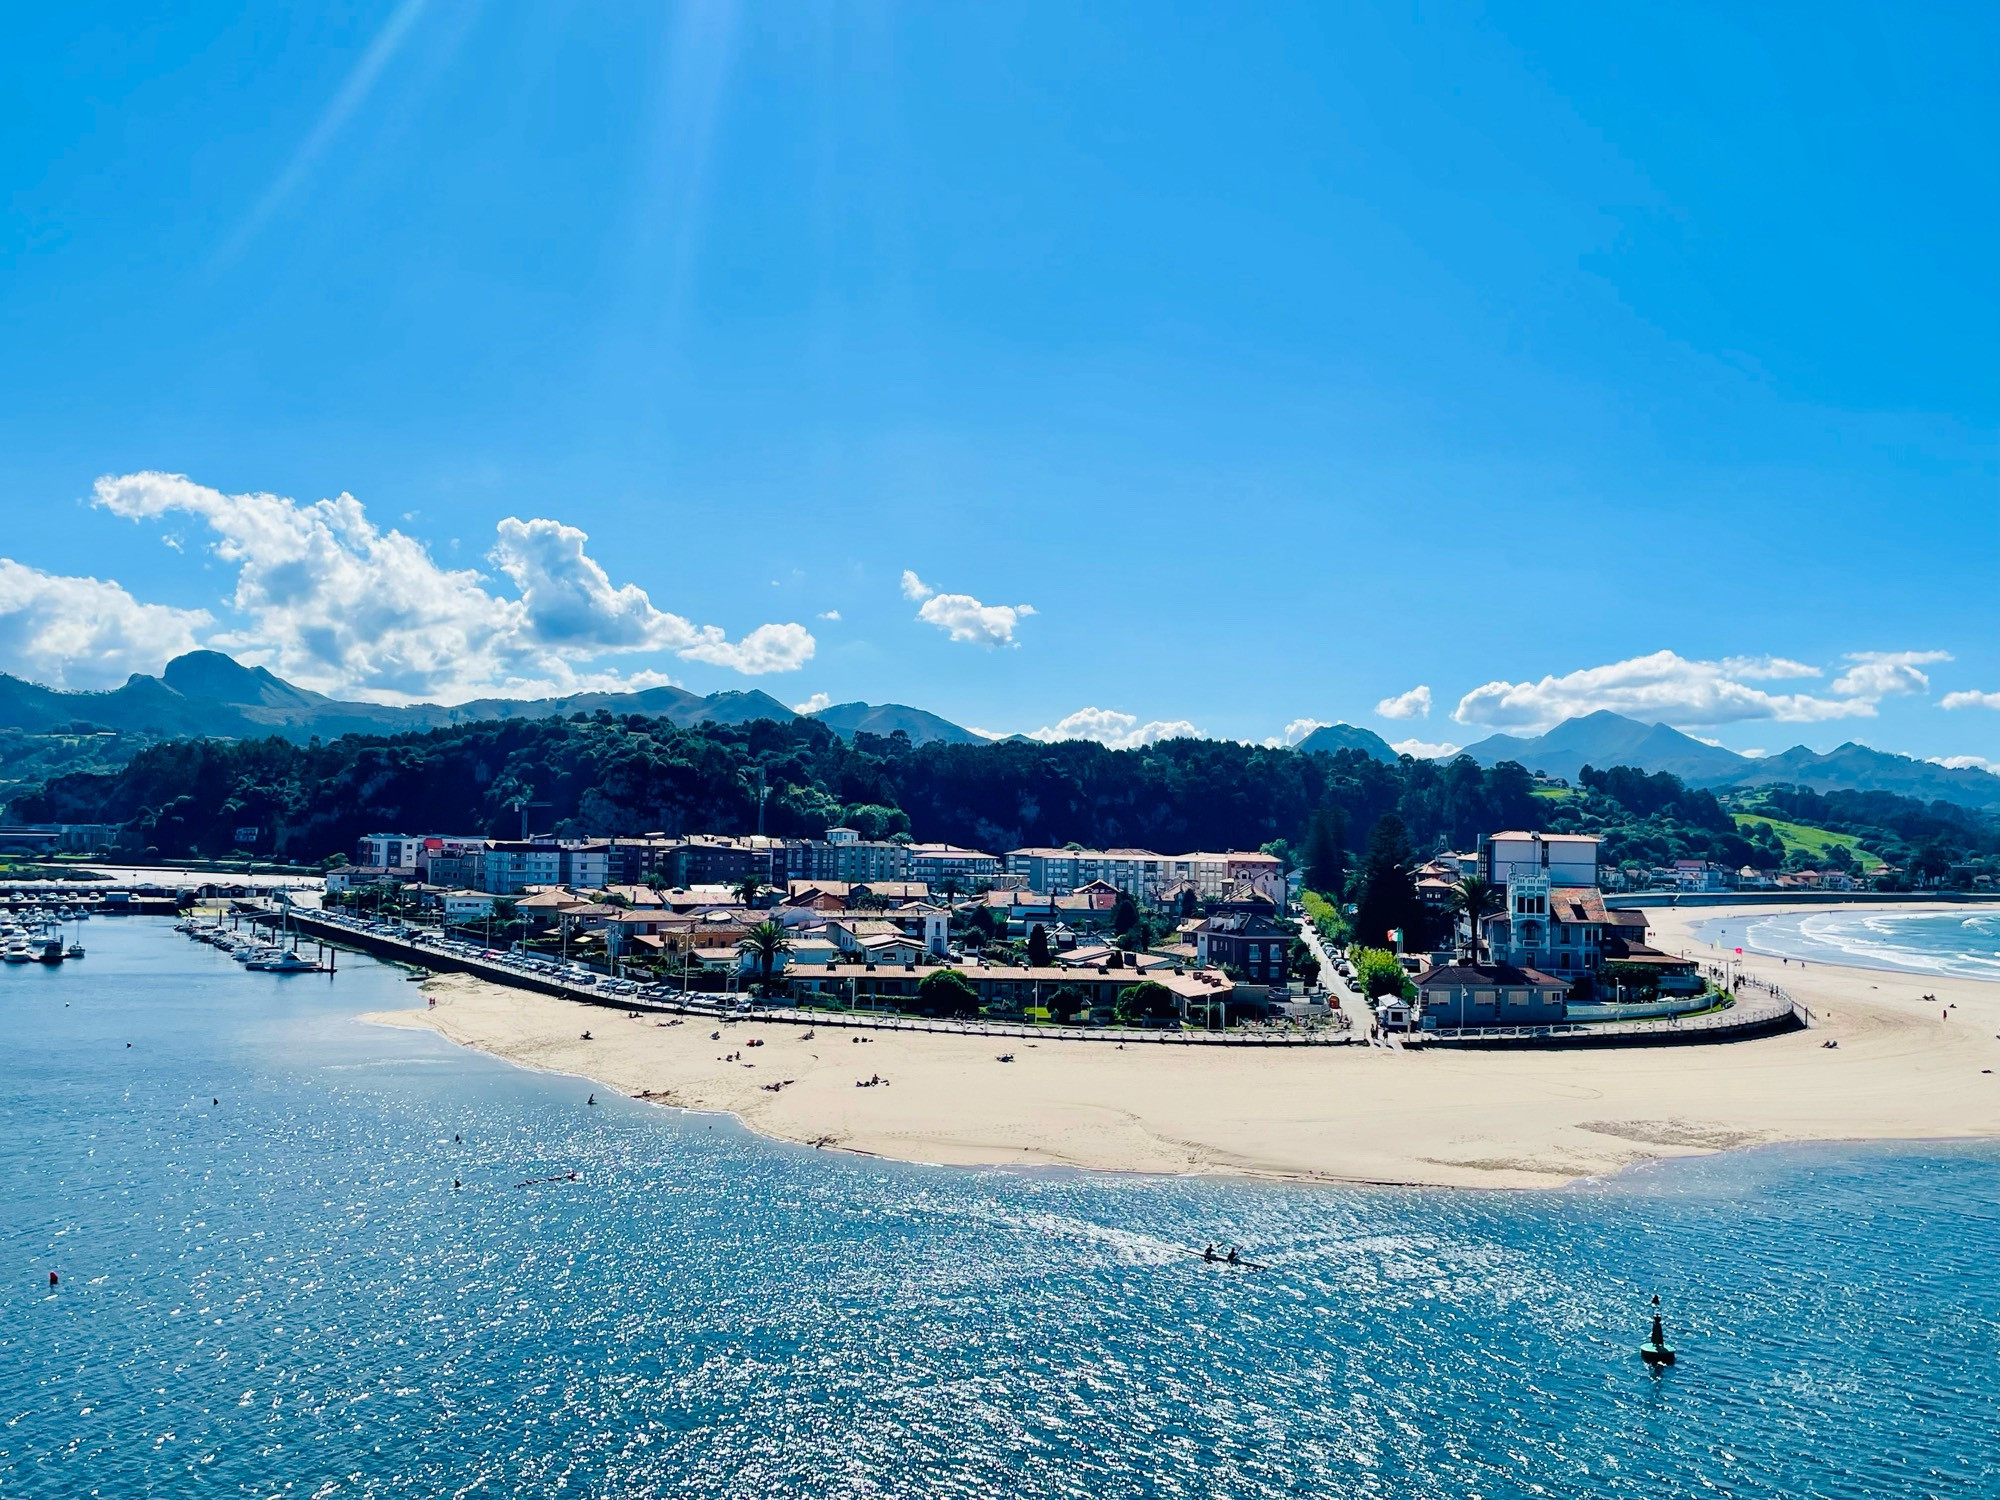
{"left": 1685, "top": 904, "right": 2000, "bottom": 982}
{"left": 363, "top": 901, "right": 2000, "bottom": 1191}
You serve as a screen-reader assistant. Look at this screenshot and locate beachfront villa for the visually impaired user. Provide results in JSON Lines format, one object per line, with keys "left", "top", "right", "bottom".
{"left": 1411, "top": 829, "right": 1711, "bottom": 1031}
{"left": 1414, "top": 964, "right": 1570, "bottom": 1028}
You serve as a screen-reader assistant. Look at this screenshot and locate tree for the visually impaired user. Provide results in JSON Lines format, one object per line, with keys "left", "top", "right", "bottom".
{"left": 736, "top": 920, "right": 793, "bottom": 993}
{"left": 917, "top": 967, "right": 981, "bottom": 1017}
{"left": 1178, "top": 887, "right": 1198, "bottom": 920}
{"left": 842, "top": 803, "right": 908, "bottom": 839}
{"left": 1304, "top": 806, "right": 1347, "bottom": 895}
{"left": 1350, "top": 946, "right": 1409, "bottom": 1000}
{"left": 1287, "top": 937, "right": 1320, "bottom": 981}
{"left": 1115, "top": 980, "right": 1179, "bottom": 1026}
{"left": 1026, "top": 922, "right": 1051, "bottom": 966}
{"left": 1354, "top": 813, "right": 1425, "bottom": 953}
{"left": 733, "top": 874, "right": 764, "bottom": 909}
{"left": 1450, "top": 874, "right": 1497, "bottom": 963}
{"left": 1046, "top": 985, "right": 1088, "bottom": 1023}
{"left": 1112, "top": 891, "right": 1139, "bottom": 935}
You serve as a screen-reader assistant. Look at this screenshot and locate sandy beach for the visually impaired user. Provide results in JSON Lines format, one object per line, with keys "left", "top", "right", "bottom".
{"left": 364, "top": 902, "right": 2000, "bottom": 1190}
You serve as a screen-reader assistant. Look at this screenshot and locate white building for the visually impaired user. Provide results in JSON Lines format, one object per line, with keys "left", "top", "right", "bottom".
{"left": 355, "top": 834, "right": 426, "bottom": 872}
{"left": 1003, "top": 847, "right": 1284, "bottom": 902}
{"left": 1481, "top": 832, "right": 1601, "bottom": 890}
{"left": 904, "top": 843, "right": 1004, "bottom": 886}
{"left": 475, "top": 840, "right": 612, "bottom": 894}
{"left": 356, "top": 832, "right": 488, "bottom": 875}
{"left": 441, "top": 890, "right": 500, "bottom": 922}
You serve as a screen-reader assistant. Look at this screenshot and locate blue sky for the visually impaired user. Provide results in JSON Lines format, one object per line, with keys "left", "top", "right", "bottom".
{"left": 1, "top": 2, "right": 1995, "bottom": 764}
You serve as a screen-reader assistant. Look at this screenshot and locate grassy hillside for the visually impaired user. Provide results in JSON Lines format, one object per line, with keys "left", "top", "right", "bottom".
{"left": 1731, "top": 812, "right": 1884, "bottom": 872}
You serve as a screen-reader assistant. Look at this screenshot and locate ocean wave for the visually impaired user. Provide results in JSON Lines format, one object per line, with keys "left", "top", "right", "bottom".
{"left": 1705, "top": 909, "right": 2000, "bottom": 982}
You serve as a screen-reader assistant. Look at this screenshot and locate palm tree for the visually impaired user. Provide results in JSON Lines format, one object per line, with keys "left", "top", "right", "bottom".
{"left": 733, "top": 874, "right": 764, "bottom": 909}
{"left": 1452, "top": 875, "right": 1497, "bottom": 964}
{"left": 737, "top": 919, "right": 793, "bottom": 995}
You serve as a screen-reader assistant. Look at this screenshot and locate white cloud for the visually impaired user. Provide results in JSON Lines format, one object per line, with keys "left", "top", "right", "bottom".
{"left": 1262, "top": 717, "right": 1329, "bottom": 748}
{"left": 1931, "top": 754, "right": 2000, "bottom": 777}
{"left": 0, "top": 558, "right": 213, "bottom": 689}
{"left": 1829, "top": 650, "right": 1951, "bottom": 699}
{"left": 89, "top": 471, "right": 813, "bottom": 701}
{"left": 1452, "top": 649, "right": 1943, "bottom": 732}
{"left": 817, "top": 610, "right": 841, "bottom": 621}
{"left": 1375, "top": 685, "right": 1432, "bottom": 720}
{"left": 1719, "top": 656, "right": 1821, "bottom": 680}
{"left": 1030, "top": 707, "right": 1201, "bottom": 750}
{"left": 1391, "top": 738, "right": 1463, "bottom": 759}
{"left": 1941, "top": 689, "right": 2000, "bottom": 711}
{"left": 793, "top": 692, "right": 832, "bottom": 714}
{"left": 679, "top": 622, "right": 816, "bottom": 675}
{"left": 899, "top": 570, "right": 1035, "bottom": 647}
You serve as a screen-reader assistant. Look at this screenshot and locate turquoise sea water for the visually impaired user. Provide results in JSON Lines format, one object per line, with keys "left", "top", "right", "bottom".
{"left": 4, "top": 920, "right": 1997, "bottom": 1499}
{"left": 1696, "top": 905, "right": 2000, "bottom": 982}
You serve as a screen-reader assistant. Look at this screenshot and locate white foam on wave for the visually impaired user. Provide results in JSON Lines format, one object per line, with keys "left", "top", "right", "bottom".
{"left": 1721, "top": 908, "right": 2000, "bottom": 982}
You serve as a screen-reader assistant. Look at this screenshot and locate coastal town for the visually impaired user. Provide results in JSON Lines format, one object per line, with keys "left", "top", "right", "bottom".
{"left": 299, "top": 821, "right": 1789, "bottom": 1042}
{"left": 7, "top": 8, "right": 1997, "bottom": 1493}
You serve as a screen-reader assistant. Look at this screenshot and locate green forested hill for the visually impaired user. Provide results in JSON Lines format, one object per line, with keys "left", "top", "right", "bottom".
{"left": 14, "top": 713, "right": 1543, "bottom": 863}
{"left": 15, "top": 711, "right": 1993, "bottom": 884}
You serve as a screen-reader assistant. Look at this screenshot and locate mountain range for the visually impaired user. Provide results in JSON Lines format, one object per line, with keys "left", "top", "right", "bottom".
{"left": 3, "top": 654, "right": 1994, "bottom": 810}
{"left": 1458, "top": 709, "right": 2000, "bottom": 810}
{"left": 0, "top": 652, "right": 983, "bottom": 747}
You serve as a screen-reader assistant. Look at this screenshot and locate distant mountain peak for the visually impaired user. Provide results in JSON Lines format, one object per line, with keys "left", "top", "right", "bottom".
{"left": 160, "top": 650, "right": 327, "bottom": 710}
{"left": 807, "top": 701, "right": 982, "bottom": 746}
{"left": 1290, "top": 722, "right": 1399, "bottom": 762}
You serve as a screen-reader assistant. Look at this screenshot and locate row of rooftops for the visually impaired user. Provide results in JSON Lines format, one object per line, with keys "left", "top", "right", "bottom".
{"left": 784, "top": 962, "right": 1232, "bottom": 997}
{"left": 1006, "top": 846, "right": 1283, "bottom": 865}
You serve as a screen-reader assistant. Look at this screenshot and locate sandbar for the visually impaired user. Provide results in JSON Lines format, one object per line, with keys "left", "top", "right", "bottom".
{"left": 363, "top": 902, "right": 2000, "bottom": 1189}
